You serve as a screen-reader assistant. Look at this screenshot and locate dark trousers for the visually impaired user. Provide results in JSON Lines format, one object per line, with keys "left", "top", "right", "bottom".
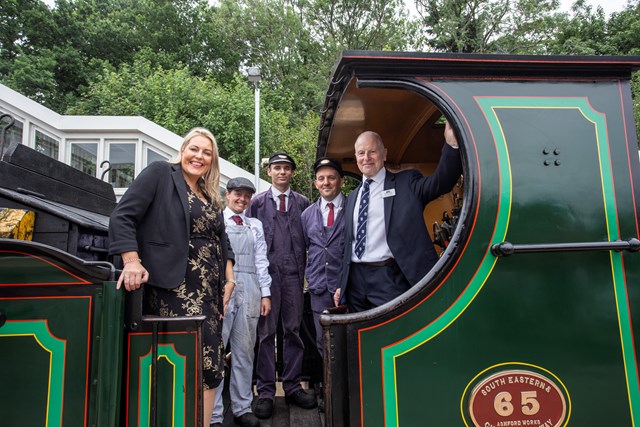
{"left": 346, "top": 261, "right": 411, "bottom": 312}
{"left": 309, "top": 290, "right": 334, "bottom": 355}
{"left": 256, "top": 264, "right": 305, "bottom": 398}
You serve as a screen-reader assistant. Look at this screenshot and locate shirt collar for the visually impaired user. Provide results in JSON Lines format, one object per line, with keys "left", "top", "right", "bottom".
{"left": 270, "top": 186, "right": 291, "bottom": 199}
{"left": 224, "top": 206, "right": 246, "bottom": 220}
{"left": 364, "top": 167, "right": 386, "bottom": 185}
{"left": 321, "top": 193, "right": 344, "bottom": 209}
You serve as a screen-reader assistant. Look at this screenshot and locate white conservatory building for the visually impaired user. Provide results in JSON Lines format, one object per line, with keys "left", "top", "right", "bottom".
{"left": 0, "top": 83, "right": 269, "bottom": 200}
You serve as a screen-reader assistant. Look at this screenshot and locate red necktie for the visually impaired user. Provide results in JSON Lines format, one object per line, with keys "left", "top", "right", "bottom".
{"left": 231, "top": 215, "right": 243, "bottom": 225}
{"left": 278, "top": 194, "right": 286, "bottom": 212}
{"left": 327, "top": 202, "right": 334, "bottom": 227}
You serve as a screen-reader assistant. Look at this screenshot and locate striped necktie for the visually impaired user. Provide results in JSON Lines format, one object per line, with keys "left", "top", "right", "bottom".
{"left": 354, "top": 179, "right": 372, "bottom": 259}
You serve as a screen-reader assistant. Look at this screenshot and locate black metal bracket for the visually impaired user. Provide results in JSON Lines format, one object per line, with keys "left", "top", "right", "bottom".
{"left": 491, "top": 238, "right": 640, "bottom": 257}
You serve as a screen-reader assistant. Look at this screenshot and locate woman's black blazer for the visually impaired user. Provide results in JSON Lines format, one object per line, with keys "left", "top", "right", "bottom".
{"left": 109, "top": 161, "right": 233, "bottom": 289}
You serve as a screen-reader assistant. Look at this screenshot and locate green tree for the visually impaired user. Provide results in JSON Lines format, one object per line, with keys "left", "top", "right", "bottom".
{"left": 0, "top": 0, "right": 59, "bottom": 104}
{"left": 213, "top": 0, "right": 326, "bottom": 112}
{"left": 548, "top": 0, "right": 613, "bottom": 55}
{"left": 414, "top": 0, "right": 563, "bottom": 53}
{"left": 1, "top": 0, "right": 242, "bottom": 111}
{"left": 67, "top": 59, "right": 305, "bottom": 180}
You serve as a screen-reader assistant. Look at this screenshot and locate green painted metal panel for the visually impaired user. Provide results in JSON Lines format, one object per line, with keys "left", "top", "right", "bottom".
{"left": 125, "top": 328, "right": 200, "bottom": 427}
{"left": 351, "top": 80, "right": 640, "bottom": 426}
{"left": 0, "top": 295, "right": 93, "bottom": 426}
{"left": 0, "top": 244, "right": 124, "bottom": 427}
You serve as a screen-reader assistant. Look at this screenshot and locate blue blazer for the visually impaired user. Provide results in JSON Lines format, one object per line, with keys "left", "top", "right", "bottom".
{"left": 109, "top": 161, "right": 233, "bottom": 289}
{"left": 301, "top": 197, "right": 345, "bottom": 295}
{"left": 339, "top": 144, "right": 462, "bottom": 303}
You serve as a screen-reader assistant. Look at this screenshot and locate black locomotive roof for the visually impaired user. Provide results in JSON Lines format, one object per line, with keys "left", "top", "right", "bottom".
{"left": 317, "top": 51, "right": 640, "bottom": 171}
{"left": 330, "top": 50, "right": 640, "bottom": 80}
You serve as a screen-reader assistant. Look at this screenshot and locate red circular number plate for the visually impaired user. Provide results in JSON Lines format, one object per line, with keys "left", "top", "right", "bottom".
{"left": 468, "top": 369, "right": 567, "bottom": 427}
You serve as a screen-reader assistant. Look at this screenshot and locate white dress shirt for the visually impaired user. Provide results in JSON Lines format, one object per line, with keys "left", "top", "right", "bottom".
{"left": 223, "top": 207, "right": 272, "bottom": 297}
{"left": 270, "top": 187, "right": 291, "bottom": 211}
{"left": 351, "top": 168, "right": 393, "bottom": 262}
{"left": 321, "top": 193, "right": 344, "bottom": 227}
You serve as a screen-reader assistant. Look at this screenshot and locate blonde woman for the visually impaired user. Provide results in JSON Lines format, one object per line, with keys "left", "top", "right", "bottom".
{"left": 109, "top": 127, "right": 235, "bottom": 425}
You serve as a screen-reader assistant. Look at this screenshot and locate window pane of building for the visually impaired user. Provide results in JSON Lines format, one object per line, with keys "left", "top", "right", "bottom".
{"left": 146, "top": 147, "right": 169, "bottom": 166}
{"left": 108, "top": 143, "right": 135, "bottom": 188}
{"left": 35, "top": 130, "right": 60, "bottom": 159}
{"left": 70, "top": 143, "right": 98, "bottom": 176}
{"left": 0, "top": 114, "right": 24, "bottom": 147}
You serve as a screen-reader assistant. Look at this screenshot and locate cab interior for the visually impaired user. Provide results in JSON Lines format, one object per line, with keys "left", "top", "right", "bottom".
{"left": 321, "top": 77, "right": 463, "bottom": 255}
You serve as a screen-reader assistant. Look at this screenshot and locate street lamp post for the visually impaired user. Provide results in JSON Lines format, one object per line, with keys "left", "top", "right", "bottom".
{"left": 247, "top": 67, "right": 261, "bottom": 189}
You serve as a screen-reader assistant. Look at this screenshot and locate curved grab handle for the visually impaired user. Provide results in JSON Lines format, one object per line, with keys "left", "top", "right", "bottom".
{"left": 491, "top": 238, "right": 640, "bottom": 257}
{"left": 100, "top": 160, "right": 112, "bottom": 181}
{"left": 0, "top": 113, "right": 16, "bottom": 160}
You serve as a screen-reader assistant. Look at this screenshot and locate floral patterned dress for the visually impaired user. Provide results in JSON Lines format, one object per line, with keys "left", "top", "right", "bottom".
{"left": 145, "top": 189, "right": 225, "bottom": 389}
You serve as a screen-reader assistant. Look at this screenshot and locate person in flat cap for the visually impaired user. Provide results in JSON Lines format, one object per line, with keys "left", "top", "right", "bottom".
{"left": 301, "top": 157, "right": 345, "bottom": 356}
{"left": 249, "top": 151, "right": 315, "bottom": 418}
{"left": 211, "top": 176, "right": 271, "bottom": 427}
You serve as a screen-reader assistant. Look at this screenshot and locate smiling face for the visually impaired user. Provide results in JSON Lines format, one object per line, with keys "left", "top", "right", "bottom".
{"left": 181, "top": 135, "right": 213, "bottom": 186}
{"left": 314, "top": 166, "right": 343, "bottom": 201}
{"left": 225, "top": 188, "right": 253, "bottom": 214}
{"left": 267, "top": 162, "right": 294, "bottom": 192}
{"left": 355, "top": 131, "right": 387, "bottom": 178}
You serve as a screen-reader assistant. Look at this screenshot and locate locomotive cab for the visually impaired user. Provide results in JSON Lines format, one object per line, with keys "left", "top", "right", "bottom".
{"left": 320, "top": 77, "right": 464, "bottom": 257}
{"left": 318, "top": 51, "right": 640, "bottom": 427}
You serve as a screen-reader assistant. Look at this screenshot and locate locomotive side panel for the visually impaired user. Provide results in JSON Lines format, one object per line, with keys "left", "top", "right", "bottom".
{"left": 319, "top": 52, "right": 640, "bottom": 427}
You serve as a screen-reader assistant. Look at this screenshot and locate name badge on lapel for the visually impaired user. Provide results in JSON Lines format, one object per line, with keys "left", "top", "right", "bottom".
{"left": 382, "top": 189, "right": 396, "bottom": 198}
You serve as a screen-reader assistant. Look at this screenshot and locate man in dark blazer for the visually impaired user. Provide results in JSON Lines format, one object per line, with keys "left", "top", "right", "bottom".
{"left": 336, "top": 123, "right": 462, "bottom": 312}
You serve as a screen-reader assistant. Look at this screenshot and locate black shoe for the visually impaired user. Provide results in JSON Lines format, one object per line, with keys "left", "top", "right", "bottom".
{"left": 254, "top": 397, "right": 273, "bottom": 419}
{"left": 210, "top": 423, "right": 222, "bottom": 427}
{"left": 285, "top": 389, "right": 317, "bottom": 409}
{"left": 234, "top": 412, "right": 260, "bottom": 427}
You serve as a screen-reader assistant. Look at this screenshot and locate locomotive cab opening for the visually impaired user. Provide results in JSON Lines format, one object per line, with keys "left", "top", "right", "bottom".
{"left": 319, "top": 76, "right": 465, "bottom": 270}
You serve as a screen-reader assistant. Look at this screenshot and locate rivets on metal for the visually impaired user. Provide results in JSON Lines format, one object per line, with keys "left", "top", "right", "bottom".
{"left": 543, "top": 147, "right": 561, "bottom": 166}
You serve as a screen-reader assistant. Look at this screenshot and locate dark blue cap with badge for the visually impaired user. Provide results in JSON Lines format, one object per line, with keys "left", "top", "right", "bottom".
{"left": 226, "top": 176, "right": 256, "bottom": 193}
{"left": 313, "top": 157, "right": 344, "bottom": 177}
{"left": 268, "top": 152, "right": 296, "bottom": 170}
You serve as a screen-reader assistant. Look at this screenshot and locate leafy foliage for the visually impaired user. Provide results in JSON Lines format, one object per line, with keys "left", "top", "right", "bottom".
{"left": 2, "top": 0, "right": 640, "bottom": 195}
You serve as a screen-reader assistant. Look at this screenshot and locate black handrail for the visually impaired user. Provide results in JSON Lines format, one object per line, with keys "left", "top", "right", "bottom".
{"left": 491, "top": 238, "right": 640, "bottom": 257}
{"left": 0, "top": 113, "right": 16, "bottom": 161}
{"left": 100, "top": 160, "right": 112, "bottom": 181}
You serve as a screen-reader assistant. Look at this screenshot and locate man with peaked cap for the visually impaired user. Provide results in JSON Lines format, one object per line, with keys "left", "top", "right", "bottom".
{"left": 301, "top": 157, "right": 345, "bottom": 355}
{"left": 249, "top": 152, "right": 316, "bottom": 419}
{"left": 210, "top": 177, "right": 271, "bottom": 427}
